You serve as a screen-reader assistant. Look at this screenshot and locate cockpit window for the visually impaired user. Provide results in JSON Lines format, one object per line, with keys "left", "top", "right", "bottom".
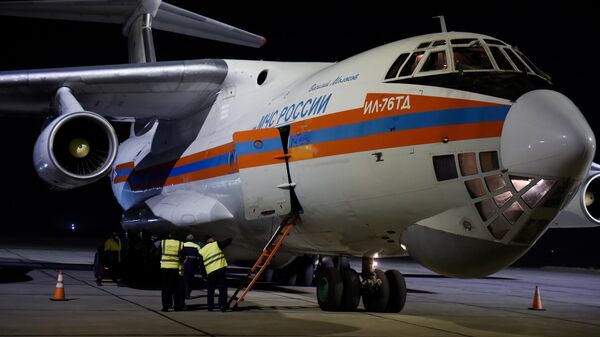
{"left": 451, "top": 38, "right": 477, "bottom": 45}
{"left": 516, "top": 50, "right": 550, "bottom": 80}
{"left": 383, "top": 36, "right": 551, "bottom": 85}
{"left": 421, "top": 50, "right": 447, "bottom": 72}
{"left": 484, "top": 39, "right": 506, "bottom": 46}
{"left": 385, "top": 53, "right": 410, "bottom": 79}
{"left": 453, "top": 47, "right": 493, "bottom": 71}
{"left": 489, "top": 46, "right": 515, "bottom": 71}
{"left": 503, "top": 48, "right": 528, "bottom": 72}
{"left": 417, "top": 41, "right": 431, "bottom": 49}
{"left": 399, "top": 51, "right": 425, "bottom": 77}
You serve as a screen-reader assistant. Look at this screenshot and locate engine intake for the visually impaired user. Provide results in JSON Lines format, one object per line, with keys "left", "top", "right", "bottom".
{"left": 582, "top": 173, "right": 600, "bottom": 224}
{"left": 33, "top": 111, "right": 118, "bottom": 189}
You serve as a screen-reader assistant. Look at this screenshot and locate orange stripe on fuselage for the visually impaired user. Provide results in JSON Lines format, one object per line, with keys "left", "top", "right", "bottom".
{"left": 289, "top": 121, "right": 504, "bottom": 161}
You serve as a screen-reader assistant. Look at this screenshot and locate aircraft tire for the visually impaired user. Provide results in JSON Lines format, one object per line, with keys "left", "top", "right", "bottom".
{"left": 316, "top": 267, "right": 343, "bottom": 311}
{"left": 362, "top": 269, "right": 389, "bottom": 312}
{"left": 385, "top": 269, "right": 407, "bottom": 313}
{"left": 340, "top": 268, "right": 361, "bottom": 311}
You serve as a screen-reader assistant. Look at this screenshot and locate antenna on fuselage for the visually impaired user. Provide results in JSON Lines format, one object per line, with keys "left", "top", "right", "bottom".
{"left": 433, "top": 16, "right": 447, "bottom": 32}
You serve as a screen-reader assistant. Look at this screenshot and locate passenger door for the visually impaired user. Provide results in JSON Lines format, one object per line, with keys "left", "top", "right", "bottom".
{"left": 233, "top": 127, "right": 293, "bottom": 220}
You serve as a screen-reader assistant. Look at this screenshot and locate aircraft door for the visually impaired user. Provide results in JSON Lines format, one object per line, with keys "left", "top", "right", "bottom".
{"left": 233, "top": 127, "right": 293, "bottom": 220}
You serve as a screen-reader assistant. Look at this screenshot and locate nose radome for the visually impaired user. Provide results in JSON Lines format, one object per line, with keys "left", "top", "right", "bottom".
{"left": 501, "top": 90, "right": 596, "bottom": 180}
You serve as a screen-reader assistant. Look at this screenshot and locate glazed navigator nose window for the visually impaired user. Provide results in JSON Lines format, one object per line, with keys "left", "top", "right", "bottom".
{"left": 433, "top": 154, "right": 458, "bottom": 181}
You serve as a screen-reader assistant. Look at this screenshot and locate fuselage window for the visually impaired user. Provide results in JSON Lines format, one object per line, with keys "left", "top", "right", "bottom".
{"left": 433, "top": 154, "right": 458, "bottom": 181}
{"left": 399, "top": 51, "right": 425, "bottom": 77}
{"left": 385, "top": 53, "right": 410, "bottom": 79}
{"left": 453, "top": 47, "right": 493, "bottom": 71}
{"left": 489, "top": 46, "right": 515, "bottom": 71}
{"left": 421, "top": 50, "right": 447, "bottom": 72}
{"left": 503, "top": 48, "right": 528, "bottom": 72}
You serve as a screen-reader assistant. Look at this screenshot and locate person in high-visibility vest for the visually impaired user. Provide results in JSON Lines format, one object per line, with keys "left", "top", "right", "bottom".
{"left": 158, "top": 232, "right": 186, "bottom": 312}
{"left": 199, "top": 236, "right": 232, "bottom": 312}
{"left": 182, "top": 234, "right": 202, "bottom": 299}
{"left": 102, "top": 232, "right": 122, "bottom": 284}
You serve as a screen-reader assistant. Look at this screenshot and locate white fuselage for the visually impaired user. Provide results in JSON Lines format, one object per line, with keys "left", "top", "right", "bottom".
{"left": 108, "top": 32, "right": 595, "bottom": 276}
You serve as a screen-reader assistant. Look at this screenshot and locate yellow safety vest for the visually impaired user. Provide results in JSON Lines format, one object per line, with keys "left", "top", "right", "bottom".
{"left": 161, "top": 239, "right": 182, "bottom": 269}
{"left": 200, "top": 241, "right": 227, "bottom": 275}
{"left": 104, "top": 237, "right": 122, "bottom": 262}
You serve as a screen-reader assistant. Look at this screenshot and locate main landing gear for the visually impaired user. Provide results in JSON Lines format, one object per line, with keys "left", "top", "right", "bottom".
{"left": 315, "top": 256, "right": 406, "bottom": 312}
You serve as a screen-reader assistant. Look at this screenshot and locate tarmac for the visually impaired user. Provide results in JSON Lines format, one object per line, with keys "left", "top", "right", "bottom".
{"left": 1, "top": 245, "right": 599, "bottom": 337}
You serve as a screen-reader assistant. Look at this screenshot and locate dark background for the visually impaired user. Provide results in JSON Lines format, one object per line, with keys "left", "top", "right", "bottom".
{"left": 0, "top": 1, "right": 598, "bottom": 267}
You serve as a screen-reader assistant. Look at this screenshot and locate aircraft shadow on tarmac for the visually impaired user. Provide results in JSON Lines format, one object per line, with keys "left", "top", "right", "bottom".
{"left": 0, "top": 268, "right": 33, "bottom": 283}
{"left": 0, "top": 258, "right": 92, "bottom": 283}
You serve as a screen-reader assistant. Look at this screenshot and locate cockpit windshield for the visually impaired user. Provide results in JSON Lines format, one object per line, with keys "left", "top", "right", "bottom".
{"left": 384, "top": 36, "right": 551, "bottom": 82}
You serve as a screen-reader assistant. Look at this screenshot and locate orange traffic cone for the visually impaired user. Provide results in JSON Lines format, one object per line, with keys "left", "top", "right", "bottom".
{"left": 528, "top": 285, "right": 545, "bottom": 311}
{"left": 50, "top": 271, "right": 66, "bottom": 301}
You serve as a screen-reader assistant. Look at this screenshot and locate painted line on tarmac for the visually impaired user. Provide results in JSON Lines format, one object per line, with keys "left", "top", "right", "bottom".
{"left": 65, "top": 272, "right": 215, "bottom": 337}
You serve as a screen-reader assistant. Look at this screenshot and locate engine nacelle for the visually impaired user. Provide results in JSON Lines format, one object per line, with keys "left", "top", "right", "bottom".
{"left": 33, "top": 111, "right": 118, "bottom": 189}
{"left": 551, "top": 170, "right": 600, "bottom": 227}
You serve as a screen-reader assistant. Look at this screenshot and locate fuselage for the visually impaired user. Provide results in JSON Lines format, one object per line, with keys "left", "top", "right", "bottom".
{"left": 109, "top": 32, "right": 595, "bottom": 277}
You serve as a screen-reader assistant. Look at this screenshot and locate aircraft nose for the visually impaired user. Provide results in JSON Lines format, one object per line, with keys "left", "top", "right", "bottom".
{"left": 500, "top": 89, "right": 596, "bottom": 180}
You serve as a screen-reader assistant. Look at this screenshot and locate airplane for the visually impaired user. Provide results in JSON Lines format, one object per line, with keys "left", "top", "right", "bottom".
{"left": 0, "top": 0, "right": 598, "bottom": 313}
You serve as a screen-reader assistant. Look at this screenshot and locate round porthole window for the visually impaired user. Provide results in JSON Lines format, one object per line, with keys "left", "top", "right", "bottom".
{"left": 257, "top": 69, "right": 268, "bottom": 85}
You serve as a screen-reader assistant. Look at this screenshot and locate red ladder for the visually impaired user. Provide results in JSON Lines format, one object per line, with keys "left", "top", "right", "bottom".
{"left": 228, "top": 215, "right": 297, "bottom": 310}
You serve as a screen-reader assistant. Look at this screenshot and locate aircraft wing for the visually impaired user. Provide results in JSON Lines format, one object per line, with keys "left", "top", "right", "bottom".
{"left": 0, "top": 0, "right": 265, "bottom": 48}
{"left": 0, "top": 59, "right": 227, "bottom": 120}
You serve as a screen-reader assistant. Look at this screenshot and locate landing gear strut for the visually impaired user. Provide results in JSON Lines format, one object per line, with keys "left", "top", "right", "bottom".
{"left": 314, "top": 255, "right": 407, "bottom": 313}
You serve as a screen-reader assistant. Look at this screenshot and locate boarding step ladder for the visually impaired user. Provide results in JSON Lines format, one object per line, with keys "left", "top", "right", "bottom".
{"left": 228, "top": 215, "right": 297, "bottom": 310}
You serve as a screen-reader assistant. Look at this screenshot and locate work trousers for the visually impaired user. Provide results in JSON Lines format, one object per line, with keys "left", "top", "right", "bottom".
{"left": 183, "top": 260, "right": 199, "bottom": 298}
{"left": 207, "top": 267, "right": 227, "bottom": 310}
{"left": 161, "top": 268, "right": 185, "bottom": 310}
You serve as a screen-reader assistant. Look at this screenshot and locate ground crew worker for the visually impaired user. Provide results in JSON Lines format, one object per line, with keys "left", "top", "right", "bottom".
{"left": 159, "top": 232, "right": 186, "bottom": 312}
{"left": 102, "top": 232, "right": 122, "bottom": 284}
{"left": 183, "top": 234, "right": 202, "bottom": 299}
{"left": 199, "top": 236, "right": 232, "bottom": 312}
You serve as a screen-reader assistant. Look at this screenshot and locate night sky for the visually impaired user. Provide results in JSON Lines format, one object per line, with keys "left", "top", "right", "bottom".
{"left": 0, "top": 1, "right": 598, "bottom": 265}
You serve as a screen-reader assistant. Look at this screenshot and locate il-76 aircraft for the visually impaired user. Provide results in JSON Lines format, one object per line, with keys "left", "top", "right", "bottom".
{"left": 1, "top": 0, "right": 598, "bottom": 312}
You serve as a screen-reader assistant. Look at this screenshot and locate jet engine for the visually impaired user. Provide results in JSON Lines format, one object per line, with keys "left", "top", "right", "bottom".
{"left": 551, "top": 170, "right": 600, "bottom": 227}
{"left": 33, "top": 111, "right": 118, "bottom": 189}
{"left": 579, "top": 173, "right": 600, "bottom": 224}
